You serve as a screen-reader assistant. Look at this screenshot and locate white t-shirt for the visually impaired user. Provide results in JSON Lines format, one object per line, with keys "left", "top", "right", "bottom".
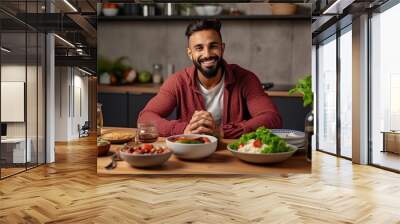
{"left": 197, "top": 76, "right": 224, "bottom": 125}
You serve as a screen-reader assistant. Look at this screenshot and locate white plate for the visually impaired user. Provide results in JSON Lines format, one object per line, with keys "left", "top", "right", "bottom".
{"left": 285, "top": 138, "right": 305, "bottom": 144}
{"left": 272, "top": 129, "right": 305, "bottom": 140}
{"left": 227, "top": 144, "right": 298, "bottom": 164}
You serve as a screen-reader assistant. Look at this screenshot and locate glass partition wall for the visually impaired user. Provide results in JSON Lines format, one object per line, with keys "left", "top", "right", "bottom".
{"left": 316, "top": 25, "right": 353, "bottom": 159}
{"left": 0, "top": 1, "right": 46, "bottom": 179}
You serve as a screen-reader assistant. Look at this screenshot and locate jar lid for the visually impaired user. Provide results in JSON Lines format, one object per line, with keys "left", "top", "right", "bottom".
{"left": 153, "top": 64, "right": 162, "bottom": 69}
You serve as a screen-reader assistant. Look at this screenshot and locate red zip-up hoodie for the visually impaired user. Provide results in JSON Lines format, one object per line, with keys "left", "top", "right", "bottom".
{"left": 138, "top": 61, "right": 282, "bottom": 139}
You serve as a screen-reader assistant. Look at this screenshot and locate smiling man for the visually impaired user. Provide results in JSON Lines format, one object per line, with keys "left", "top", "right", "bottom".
{"left": 138, "top": 19, "right": 282, "bottom": 138}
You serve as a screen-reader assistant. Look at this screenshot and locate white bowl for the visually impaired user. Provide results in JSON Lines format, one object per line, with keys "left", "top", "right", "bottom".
{"left": 194, "top": 5, "right": 222, "bottom": 16}
{"left": 166, "top": 134, "right": 218, "bottom": 160}
{"left": 102, "top": 8, "right": 118, "bottom": 17}
{"left": 228, "top": 144, "right": 298, "bottom": 164}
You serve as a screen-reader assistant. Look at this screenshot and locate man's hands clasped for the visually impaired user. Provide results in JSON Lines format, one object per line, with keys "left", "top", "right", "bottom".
{"left": 184, "top": 110, "right": 221, "bottom": 137}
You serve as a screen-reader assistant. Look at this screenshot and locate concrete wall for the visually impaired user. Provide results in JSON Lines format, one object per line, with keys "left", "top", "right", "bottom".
{"left": 98, "top": 19, "right": 311, "bottom": 87}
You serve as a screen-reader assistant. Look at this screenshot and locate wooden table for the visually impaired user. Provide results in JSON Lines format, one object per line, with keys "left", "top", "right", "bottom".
{"left": 97, "top": 128, "right": 311, "bottom": 175}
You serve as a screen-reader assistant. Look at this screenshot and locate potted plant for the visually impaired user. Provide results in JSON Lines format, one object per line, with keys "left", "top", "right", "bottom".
{"left": 98, "top": 56, "right": 136, "bottom": 85}
{"left": 111, "top": 57, "right": 135, "bottom": 85}
{"left": 289, "top": 75, "right": 313, "bottom": 161}
{"left": 289, "top": 75, "right": 313, "bottom": 108}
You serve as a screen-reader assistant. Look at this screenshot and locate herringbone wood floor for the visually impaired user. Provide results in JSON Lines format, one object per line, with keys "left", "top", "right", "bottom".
{"left": 1, "top": 136, "right": 400, "bottom": 224}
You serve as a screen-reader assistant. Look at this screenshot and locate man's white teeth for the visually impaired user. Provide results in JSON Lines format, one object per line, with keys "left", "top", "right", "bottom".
{"left": 202, "top": 59, "right": 215, "bottom": 63}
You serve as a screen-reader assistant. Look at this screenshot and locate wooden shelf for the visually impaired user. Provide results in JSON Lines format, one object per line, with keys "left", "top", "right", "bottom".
{"left": 98, "top": 15, "right": 311, "bottom": 22}
{"left": 97, "top": 84, "right": 303, "bottom": 97}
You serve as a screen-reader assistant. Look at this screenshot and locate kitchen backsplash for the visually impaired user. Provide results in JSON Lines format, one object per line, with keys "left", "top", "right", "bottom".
{"left": 98, "top": 19, "right": 311, "bottom": 87}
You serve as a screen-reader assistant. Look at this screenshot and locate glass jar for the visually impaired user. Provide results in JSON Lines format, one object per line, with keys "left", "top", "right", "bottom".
{"left": 97, "top": 103, "right": 104, "bottom": 136}
{"left": 152, "top": 64, "right": 163, "bottom": 84}
{"left": 137, "top": 122, "right": 159, "bottom": 143}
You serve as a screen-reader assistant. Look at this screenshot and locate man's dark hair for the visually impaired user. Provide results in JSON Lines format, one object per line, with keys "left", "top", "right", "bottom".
{"left": 185, "top": 19, "right": 222, "bottom": 40}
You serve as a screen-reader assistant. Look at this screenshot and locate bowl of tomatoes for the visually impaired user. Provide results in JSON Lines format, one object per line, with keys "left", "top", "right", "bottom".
{"left": 102, "top": 3, "right": 119, "bottom": 16}
{"left": 119, "top": 143, "right": 172, "bottom": 168}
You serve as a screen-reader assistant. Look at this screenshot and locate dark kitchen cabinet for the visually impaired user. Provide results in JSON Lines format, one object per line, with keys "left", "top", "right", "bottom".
{"left": 98, "top": 91, "right": 307, "bottom": 131}
{"left": 128, "top": 93, "right": 157, "bottom": 128}
{"left": 271, "top": 97, "right": 310, "bottom": 131}
{"left": 98, "top": 93, "right": 129, "bottom": 127}
{"left": 98, "top": 92, "right": 177, "bottom": 128}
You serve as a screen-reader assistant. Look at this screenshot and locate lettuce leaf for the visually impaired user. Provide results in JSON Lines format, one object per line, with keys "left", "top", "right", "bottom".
{"left": 228, "top": 127, "right": 293, "bottom": 153}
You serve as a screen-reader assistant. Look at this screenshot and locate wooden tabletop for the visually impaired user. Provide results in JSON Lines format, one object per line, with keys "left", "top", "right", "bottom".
{"left": 97, "top": 84, "right": 303, "bottom": 97}
{"left": 97, "top": 128, "right": 310, "bottom": 175}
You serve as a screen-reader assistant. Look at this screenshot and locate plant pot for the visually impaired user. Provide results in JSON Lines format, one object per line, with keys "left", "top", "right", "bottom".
{"left": 271, "top": 3, "right": 297, "bottom": 15}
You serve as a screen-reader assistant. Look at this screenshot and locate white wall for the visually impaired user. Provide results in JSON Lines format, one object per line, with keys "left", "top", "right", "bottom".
{"left": 55, "top": 67, "right": 69, "bottom": 141}
{"left": 54, "top": 67, "right": 89, "bottom": 141}
{"left": 1, "top": 65, "right": 37, "bottom": 138}
{"left": 1, "top": 64, "right": 46, "bottom": 164}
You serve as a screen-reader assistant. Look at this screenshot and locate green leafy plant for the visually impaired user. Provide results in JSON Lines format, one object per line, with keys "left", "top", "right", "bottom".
{"left": 98, "top": 56, "right": 131, "bottom": 75}
{"left": 111, "top": 56, "right": 131, "bottom": 79}
{"left": 288, "top": 75, "right": 313, "bottom": 107}
{"left": 98, "top": 56, "right": 134, "bottom": 85}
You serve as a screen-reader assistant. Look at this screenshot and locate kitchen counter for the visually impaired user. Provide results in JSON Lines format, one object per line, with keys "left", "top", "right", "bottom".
{"left": 97, "top": 128, "right": 310, "bottom": 175}
{"left": 98, "top": 84, "right": 303, "bottom": 97}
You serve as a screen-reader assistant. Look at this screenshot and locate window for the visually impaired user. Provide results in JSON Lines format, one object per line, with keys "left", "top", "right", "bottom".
{"left": 339, "top": 27, "right": 352, "bottom": 158}
{"left": 317, "top": 35, "right": 337, "bottom": 155}
{"left": 370, "top": 2, "right": 400, "bottom": 171}
{"left": 0, "top": 1, "right": 47, "bottom": 179}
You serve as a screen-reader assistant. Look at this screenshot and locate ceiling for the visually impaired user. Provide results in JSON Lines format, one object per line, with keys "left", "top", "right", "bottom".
{"left": 0, "top": 0, "right": 97, "bottom": 72}
{"left": 1, "top": 0, "right": 393, "bottom": 73}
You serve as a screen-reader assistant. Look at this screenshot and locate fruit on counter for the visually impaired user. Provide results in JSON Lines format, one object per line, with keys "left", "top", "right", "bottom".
{"left": 122, "top": 69, "right": 137, "bottom": 84}
{"left": 138, "top": 71, "right": 152, "bottom": 83}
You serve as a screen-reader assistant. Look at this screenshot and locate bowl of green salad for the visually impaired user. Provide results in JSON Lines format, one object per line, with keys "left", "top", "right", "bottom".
{"left": 227, "top": 127, "right": 298, "bottom": 164}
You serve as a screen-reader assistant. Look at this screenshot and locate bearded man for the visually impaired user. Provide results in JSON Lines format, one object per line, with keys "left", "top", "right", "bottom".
{"left": 138, "top": 19, "right": 282, "bottom": 138}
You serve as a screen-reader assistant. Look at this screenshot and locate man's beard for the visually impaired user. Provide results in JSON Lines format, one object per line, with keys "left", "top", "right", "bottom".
{"left": 192, "top": 56, "right": 222, "bottom": 79}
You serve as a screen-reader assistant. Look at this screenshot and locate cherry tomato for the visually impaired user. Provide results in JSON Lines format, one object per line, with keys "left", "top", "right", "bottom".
{"left": 202, "top": 137, "right": 210, "bottom": 143}
{"left": 253, "top": 139, "right": 262, "bottom": 148}
{"left": 143, "top": 144, "right": 153, "bottom": 150}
